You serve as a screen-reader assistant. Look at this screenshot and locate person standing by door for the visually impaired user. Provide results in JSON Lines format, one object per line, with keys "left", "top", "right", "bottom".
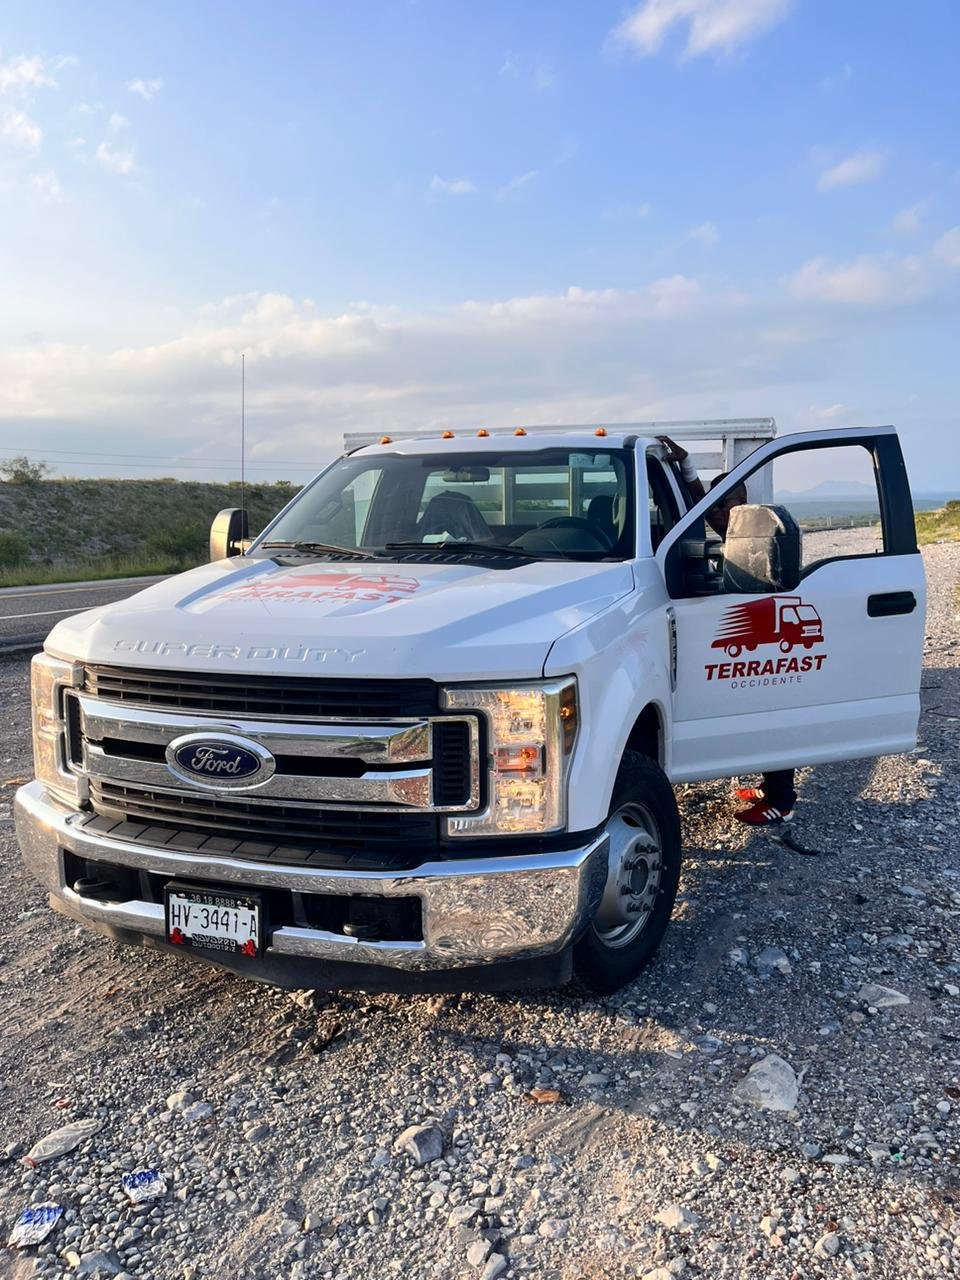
{"left": 657, "top": 437, "right": 797, "bottom": 826}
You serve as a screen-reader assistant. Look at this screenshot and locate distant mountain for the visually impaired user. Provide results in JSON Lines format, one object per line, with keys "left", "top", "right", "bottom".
{"left": 776, "top": 479, "right": 876, "bottom": 499}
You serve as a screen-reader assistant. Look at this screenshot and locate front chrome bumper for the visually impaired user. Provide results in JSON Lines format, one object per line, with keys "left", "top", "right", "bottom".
{"left": 14, "top": 781, "right": 608, "bottom": 975}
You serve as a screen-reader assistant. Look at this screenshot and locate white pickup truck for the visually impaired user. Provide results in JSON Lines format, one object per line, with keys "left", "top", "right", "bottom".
{"left": 15, "top": 419, "right": 925, "bottom": 993}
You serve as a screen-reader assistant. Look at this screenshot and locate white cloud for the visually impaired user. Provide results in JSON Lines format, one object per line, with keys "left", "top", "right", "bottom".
{"left": 602, "top": 201, "right": 653, "bottom": 220}
{"left": 0, "top": 53, "right": 58, "bottom": 95}
{"left": 787, "top": 253, "right": 926, "bottom": 305}
{"left": 819, "top": 63, "right": 853, "bottom": 91}
{"left": 817, "top": 148, "right": 886, "bottom": 191}
{"left": 934, "top": 227, "right": 960, "bottom": 269}
{"left": 685, "top": 221, "right": 720, "bottom": 247}
{"left": 1, "top": 107, "right": 42, "bottom": 150}
{"left": 108, "top": 112, "right": 129, "bottom": 132}
{"left": 533, "top": 60, "right": 555, "bottom": 91}
{"left": 613, "top": 0, "right": 793, "bottom": 60}
{"left": 95, "top": 140, "right": 136, "bottom": 174}
{"left": 30, "top": 169, "right": 63, "bottom": 203}
{"left": 808, "top": 402, "right": 849, "bottom": 421}
{"left": 496, "top": 170, "right": 539, "bottom": 200}
{"left": 429, "top": 175, "right": 476, "bottom": 196}
{"left": 126, "top": 76, "right": 163, "bottom": 101}
{"left": 891, "top": 203, "right": 924, "bottom": 234}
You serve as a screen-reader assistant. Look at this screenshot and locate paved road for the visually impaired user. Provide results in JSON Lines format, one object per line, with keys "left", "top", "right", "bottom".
{"left": 0, "top": 576, "right": 163, "bottom": 650}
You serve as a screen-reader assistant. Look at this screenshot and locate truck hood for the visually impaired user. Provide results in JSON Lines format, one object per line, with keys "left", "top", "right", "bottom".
{"left": 45, "top": 555, "right": 635, "bottom": 680}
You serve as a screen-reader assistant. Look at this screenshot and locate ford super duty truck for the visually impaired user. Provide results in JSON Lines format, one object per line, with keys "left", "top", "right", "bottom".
{"left": 14, "top": 420, "right": 925, "bottom": 993}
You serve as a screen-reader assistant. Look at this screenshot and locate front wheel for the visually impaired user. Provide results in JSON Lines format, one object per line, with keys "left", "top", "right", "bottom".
{"left": 572, "top": 751, "right": 682, "bottom": 994}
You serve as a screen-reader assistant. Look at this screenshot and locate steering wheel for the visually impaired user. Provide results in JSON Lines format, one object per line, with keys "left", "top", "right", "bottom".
{"left": 537, "top": 516, "right": 614, "bottom": 550}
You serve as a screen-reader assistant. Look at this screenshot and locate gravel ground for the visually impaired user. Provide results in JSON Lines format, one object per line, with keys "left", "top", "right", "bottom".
{"left": 0, "top": 534, "right": 957, "bottom": 1280}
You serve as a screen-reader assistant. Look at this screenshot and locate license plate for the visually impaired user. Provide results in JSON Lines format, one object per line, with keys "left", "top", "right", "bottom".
{"left": 164, "top": 884, "right": 263, "bottom": 958}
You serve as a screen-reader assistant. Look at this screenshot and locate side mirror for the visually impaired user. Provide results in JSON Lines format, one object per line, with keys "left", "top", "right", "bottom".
{"left": 722, "top": 504, "right": 801, "bottom": 593}
{"left": 209, "top": 508, "right": 249, "bottom": 561}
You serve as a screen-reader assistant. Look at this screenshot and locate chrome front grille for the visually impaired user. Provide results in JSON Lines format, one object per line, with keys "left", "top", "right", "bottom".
{"left": 69, "top": 669, "right": 482, "bottom": 860}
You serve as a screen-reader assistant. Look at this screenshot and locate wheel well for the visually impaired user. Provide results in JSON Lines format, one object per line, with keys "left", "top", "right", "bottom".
{"left": 625, "top": 703, "right": 663, "bottom": 766}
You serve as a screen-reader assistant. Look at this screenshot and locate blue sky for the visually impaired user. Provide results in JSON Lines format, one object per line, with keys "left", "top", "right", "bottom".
{"left": 0, "top": 0, "right": 958, "bottom": 489}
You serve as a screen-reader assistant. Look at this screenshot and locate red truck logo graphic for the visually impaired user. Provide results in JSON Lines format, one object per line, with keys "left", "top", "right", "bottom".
{"left": 712, "top": 595, "right": 824, "bottom": 658}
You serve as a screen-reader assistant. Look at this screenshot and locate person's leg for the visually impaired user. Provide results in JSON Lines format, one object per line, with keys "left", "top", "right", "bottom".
{"left": 735, "top": 768, "right": 796, "bottom": 825}
{"left": 761, "top": 769, "right": 796, "bottom": 812}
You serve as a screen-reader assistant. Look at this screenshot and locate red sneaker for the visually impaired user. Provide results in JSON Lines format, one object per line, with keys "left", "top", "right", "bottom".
{"left": 735, "top": 799, "right": 793, "bottom": 826}
{"left": 735, "top": 787, "right": 764, "bottom": 802}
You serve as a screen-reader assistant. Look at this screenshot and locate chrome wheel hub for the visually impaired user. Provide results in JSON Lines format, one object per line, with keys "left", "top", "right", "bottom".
{"left": 593, "top": 801, "right": 663, "bottom": 948}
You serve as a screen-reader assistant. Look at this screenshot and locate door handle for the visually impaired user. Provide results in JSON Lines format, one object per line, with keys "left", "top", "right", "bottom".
{"left": 867, "top": 591, "right": 917, "bottom": 617}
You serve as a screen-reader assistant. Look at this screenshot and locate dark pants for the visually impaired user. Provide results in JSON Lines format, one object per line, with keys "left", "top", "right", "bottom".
{"left": 762, "top": 769, "right": 797, "bottom": 812}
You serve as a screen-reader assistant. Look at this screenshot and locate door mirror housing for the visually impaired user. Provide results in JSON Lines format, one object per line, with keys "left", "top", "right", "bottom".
{"left": 209, "top": 508, "right": 249, "bottom": 561}
{"left": 722, "top": 504, "right": 800, "bottom": 593}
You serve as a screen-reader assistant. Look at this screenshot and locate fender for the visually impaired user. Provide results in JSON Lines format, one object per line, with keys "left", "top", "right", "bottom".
{"left": 543, "top": 563, "right": 673, "bottom": 832}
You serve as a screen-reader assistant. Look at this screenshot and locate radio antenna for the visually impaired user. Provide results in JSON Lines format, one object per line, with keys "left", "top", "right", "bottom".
{"left": 240, "top": 353, "right": 246, "bottom": 532}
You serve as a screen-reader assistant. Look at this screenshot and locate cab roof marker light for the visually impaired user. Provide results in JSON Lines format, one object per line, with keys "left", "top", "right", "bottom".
{"left": 442, "top": 431, "right": 455, "bottom": 439}
{"left": 477, "top": 429, "right": 490, "bottom": 437}
{"left": 514, "top": 428, "right": 527, "bottom": 437}
{"left": 379, "top": 436, "right": 393, "bottom": 445}
{"left": 595, "top": 426, "right": 607, "bottom": 437}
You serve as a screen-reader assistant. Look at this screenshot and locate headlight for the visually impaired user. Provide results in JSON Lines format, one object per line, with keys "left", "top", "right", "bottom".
{"left": 442, "top": 678, "right": 578, "bottom": 836}
{"left": 31, "top": 652, "right": 85, "bottom": 807}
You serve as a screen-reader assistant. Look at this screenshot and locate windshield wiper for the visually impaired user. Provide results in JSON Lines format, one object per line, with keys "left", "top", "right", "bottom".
{"left": 261, "top": 540, "right": 375, "bottom": 560}
{"left": 383, "top": 540, "right": 544, "bottom": 560}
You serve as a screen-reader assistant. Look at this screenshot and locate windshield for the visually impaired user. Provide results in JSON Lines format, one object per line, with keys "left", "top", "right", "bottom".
{"left": 796, "top": 605, "right": 819, "bottom": 621}
{"left": 256, "top": 448, "right": 635, "bottom": 562}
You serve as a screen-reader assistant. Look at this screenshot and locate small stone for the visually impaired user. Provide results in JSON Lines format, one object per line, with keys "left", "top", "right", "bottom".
{"left": 394, "top": 1123, "right": 444, "bottom": 1165}
{"left": 814, "top": 1231, "right": 842, "bottom": 1259}
{"left": 733, "top": 1054, "right": 799, "bottom": 1111}
{"left": 580, "top": 1073, "right": 609, "bottom": 1088}
{"left": 165, "top": 1091, "right": 194, "bottom": 1112}
{"left": 448, "top": 1204, "right": 478, "bottom": 1228}
{"left": 467, "top": 1238, "right": 492, "bottom": 1268}
{"left": 243, "top": 1123, "right": 271, "bottom": 1143}
{"left": 641, "top": 1269, "right": 675, "bottom": 1280}
{"left": 302, "top": 1213, "right": 323, "bottom": 1232}
{"left": 480, "top": 1253, "right": 508, "bottom": 1280}
{"left": 654, "top": 1203, "right": 700, "bottom": 1232}
{"left": 856, "top": 983, "right": 909, "bottom": 1008}
{"left": 728, "top": 946, "right": 749, "bottom": 965}
{"left": 181, "top": 1102, "right": 212, "bottom": 1123}
{"left": 944, "top": 983, "right": 960, "bottom": 997}
{"left": 538, "top": 1217, "right": 569, "bottom": 1240}
{"left": 754, "top": 946, "right": 792, "bottom": 975}
{"left": 760, "top": 1215, "right": 780, "bottom": 1238}
{"left": 74, "top": 1252, "right": 123, "bottom": 1278}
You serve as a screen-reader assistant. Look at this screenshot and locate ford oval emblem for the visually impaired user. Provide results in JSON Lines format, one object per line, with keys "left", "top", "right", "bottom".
{"left": 165, "top": 733, "right": 276, "bottom": 791}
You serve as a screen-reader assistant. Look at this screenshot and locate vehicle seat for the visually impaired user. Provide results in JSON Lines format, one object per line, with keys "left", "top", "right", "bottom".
{"left": 416, "top": 491, "right": 492, "bottom": 542}
{"left": 587, "top": 494, "right": 619, "bottom": 547}
{"left": 723, "top": 504, "right": 801, "bottom": 593}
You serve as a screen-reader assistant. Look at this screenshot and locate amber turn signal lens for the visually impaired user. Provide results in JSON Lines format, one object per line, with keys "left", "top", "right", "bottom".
{"left": 477, "top": 429, "right": 490, "bottom": 437}
{"left": 441, "top": 430, "right": 455, "bottom": 439}
{"left": 514, "top": 427, "right": 527, "bottom": 436}
{"left": 559, "top": 683, "right": 578, "bottom": 754}
{"left": 379, "top": 436, "right": 393, "bottom": 444}
{"left": 594, "top": 427, "right": 607, "bottom": 437}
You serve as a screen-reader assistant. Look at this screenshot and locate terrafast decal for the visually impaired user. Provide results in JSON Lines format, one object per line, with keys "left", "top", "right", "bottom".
{"left": 209, "top": 566, "right": 422, "bottom": 610}
{"left": 705, "top": 594, "right": 828, "bottom": 689}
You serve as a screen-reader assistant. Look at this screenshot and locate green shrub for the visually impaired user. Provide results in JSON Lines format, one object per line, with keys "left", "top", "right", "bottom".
{"left": 0, "top": 456, "right": 50, "bottom": 484}
{"left": 143, "top": 521, "right": 209, "bottom": 559}
{"left": 0, "top": 530, "right": 29, "bottom": 567}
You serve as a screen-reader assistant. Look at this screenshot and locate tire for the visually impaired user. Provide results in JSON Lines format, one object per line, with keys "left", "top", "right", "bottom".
{"left": 779, "top": 638, "right": 793, "bottom": 653}
{"left": 726, "top": 643, "right": 742, "bottom": 657}
{"left": 572, "top": 750, "right": 682, "bottom": 994}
